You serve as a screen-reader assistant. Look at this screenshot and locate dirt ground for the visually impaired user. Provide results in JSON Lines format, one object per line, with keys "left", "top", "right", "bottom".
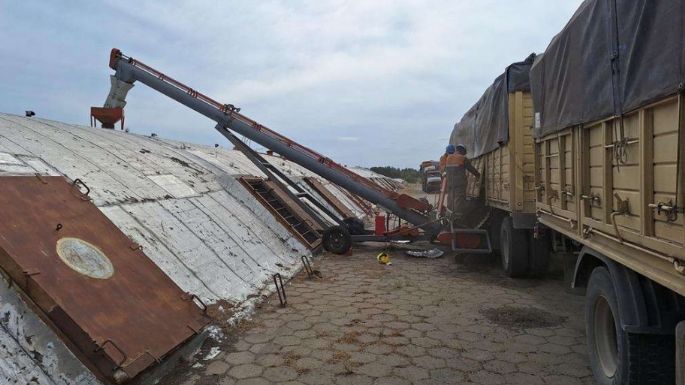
{"left": 166, "top": 244, "right": 596, "bottom": 385}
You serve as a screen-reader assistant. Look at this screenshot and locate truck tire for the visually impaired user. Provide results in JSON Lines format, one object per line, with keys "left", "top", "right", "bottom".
{"left": 488, "top": 212, "right": 504, "bottom": 253}
{"left": 500, "top": 216, "right": 528, "bottom": 277}
{"left": 527, "top": 226, "right": 551, "bottom": 278}
{"left": 585, "top": 266, "right": 674, "bottom": 385}
{"left": 322, "top": 225, "right": 352, "bottom": 254}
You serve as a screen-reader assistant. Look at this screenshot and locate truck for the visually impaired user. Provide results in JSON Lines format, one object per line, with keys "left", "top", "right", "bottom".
{"left": 451, "top": 2, "right": 685, "bottom": 384}
{"left": 419, "top": 160, "right": 441, "bottom": 193}
{"left": 450, "top": 53, "right": 547, "bottom": 277}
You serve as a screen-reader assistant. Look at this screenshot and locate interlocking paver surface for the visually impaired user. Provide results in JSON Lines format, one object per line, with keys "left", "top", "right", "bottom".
{"left": 168, "top": 246, "right": 596, "bottom": 384}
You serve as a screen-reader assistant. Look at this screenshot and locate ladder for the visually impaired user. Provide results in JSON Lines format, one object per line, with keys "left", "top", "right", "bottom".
{"left": 240, "top": 177, "right": 322, "bottom": 249}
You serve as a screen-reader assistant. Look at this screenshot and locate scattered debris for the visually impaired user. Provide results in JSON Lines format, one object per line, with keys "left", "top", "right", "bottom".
{"left": 205, "top": 299, "right": 236, "bottom": 336}
{"left": 405, "top": 248, "right": 444, "bottom": 259}
{"left": 203, "top": 346, "right": 221, "bottom": 361}
{"left": 376, "top": 251, "right": 392, "bottom": 265}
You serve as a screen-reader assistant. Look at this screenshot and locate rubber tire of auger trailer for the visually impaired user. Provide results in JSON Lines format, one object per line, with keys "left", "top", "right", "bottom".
{"left": 322, "top": 225, "right": 352, "bottom": 254}
{"left": 585, "top": 266, "right": 674, "bottom": 385}
{"left": 500, "top": 216, "right": 528, "bottom": 278}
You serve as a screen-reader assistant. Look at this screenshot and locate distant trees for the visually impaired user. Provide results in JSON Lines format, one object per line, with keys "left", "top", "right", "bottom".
{"left": 370, "top": 166, "right": 420, "bottom": 183}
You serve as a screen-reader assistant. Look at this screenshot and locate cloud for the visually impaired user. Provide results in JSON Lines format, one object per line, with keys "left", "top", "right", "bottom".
{"left": 0, "top": 0, "right": 585, "bottom": 168}
{"left": 336, "top": 136, "right": 359, "bottom": 142}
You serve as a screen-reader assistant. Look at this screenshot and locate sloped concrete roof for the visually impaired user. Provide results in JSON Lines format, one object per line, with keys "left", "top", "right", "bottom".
{"left": 0, "top": 113, "right": 310, "bottom": 303}
{"left": 0, "top": 112, "right": 395, "bottom": 384}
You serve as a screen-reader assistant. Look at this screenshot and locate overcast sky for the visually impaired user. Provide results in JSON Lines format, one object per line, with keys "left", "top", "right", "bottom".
{"left": 0, "top": 1, "right": 583, "bottom": 168}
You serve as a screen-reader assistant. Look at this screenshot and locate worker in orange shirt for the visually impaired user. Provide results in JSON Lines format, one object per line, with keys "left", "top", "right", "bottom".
{"left": 439, "top": 144, "right": 454, "bottom": 173}
{"left": 444, "top": 144, "right": 480, "bottom": 218}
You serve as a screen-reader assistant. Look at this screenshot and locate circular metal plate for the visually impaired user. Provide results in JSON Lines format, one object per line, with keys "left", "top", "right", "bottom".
{"left": 56, "top": 237, "right": 114, "bottom": 279}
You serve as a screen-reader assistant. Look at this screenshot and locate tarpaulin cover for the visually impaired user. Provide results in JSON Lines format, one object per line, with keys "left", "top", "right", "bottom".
{"left": 531, "top": 0, "right": 685, "bottom": 138}
{"left": 451, "top": 54, "right": 535, "bottom": 158}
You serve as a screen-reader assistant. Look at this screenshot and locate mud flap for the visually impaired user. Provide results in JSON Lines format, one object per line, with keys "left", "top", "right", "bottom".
{"left": 451, "top": 229, "right": 492, "bottom": 254}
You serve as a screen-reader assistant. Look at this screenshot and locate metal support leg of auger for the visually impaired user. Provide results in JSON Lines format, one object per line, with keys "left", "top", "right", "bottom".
{"left": 224, "top": 130, "right": 342, "bottom": 228}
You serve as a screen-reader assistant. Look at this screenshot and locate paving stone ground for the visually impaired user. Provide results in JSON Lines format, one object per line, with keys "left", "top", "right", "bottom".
{"left": 169, "top": 245, "right": 596, "bottom": 385}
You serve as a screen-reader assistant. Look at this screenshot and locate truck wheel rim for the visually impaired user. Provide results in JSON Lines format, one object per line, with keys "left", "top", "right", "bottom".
{"left": 594, "top": 295, "right": 618, "bottom": 378}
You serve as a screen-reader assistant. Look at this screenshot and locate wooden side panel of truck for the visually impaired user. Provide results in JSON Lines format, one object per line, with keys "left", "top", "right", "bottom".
{"left": 535, "top": 94, "right": 685, "bottom": 296}
{"left": 467, "top": 91, "right": 536, "bottom": 216}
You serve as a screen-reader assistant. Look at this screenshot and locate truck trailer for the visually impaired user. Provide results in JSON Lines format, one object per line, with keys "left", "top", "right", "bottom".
{"left": 451, "top": 54, "right": 548, "bottom": 278}
{"left": 451, "top": 1, "right": 685, "bottom": 384}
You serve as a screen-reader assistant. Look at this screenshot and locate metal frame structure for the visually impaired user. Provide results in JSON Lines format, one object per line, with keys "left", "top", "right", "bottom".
{"left": 95, "top": 48, "right": 493, "bottom": 252}
{"left": 105, "top": 49, "right": 435, "bottom": 230}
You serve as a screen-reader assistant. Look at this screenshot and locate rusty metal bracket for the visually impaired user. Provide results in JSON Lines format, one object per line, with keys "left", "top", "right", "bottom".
{"left": 143, "top": 350, "right": 161, "bottom": 364}
{"left": 547, "top": 189, "right": 559, "bottom": 201}
{"left": 222, "top": 103, "right": 241, "bottom": 113}
{"left": 302, "top": 255, "right": 323, "bottom": 279}
{"left": 34, "top": 173, "right": 48, "bottom": 184}
{"left": 0, "top": 268, "right": 12, "bottom": 288}
{"left": 301, "top": 256, "right": 321, "bottom": 279}
{"left": 561, "top": 188, "right": 574, "bottom": 199}
{"left": 610, "top": 193, "right": 631, "bottom": 243}
{"left": 23, "top": 270, "right": 40, "bottom": 289}
{"left": 581, "top": 193, "right": 602, "bottom": 207}
{"left": 273, "top": 273, "right": 287, "bottom": 307}
{"left": 96, "top": 339, "right": 128, "bottom": 367}
{"left": 614, "top": 193, "right": 630, "bottom": 215}
{"left": 302, "top": 256, "right": 314, "bottom": 279}
{"left": 183, "top": 293, "right": 208, "bottom": 314}
{"left": 72, "top": 178, "right": 91, "bottom": 200}
{"left": 582, "top": 225, "right": 593, "bottom": 239}
{"left": 674, "top": 259, "right": 685, "bottom": 276}
{"left": 649, "top": 200, "right": 681, "bottom": 222}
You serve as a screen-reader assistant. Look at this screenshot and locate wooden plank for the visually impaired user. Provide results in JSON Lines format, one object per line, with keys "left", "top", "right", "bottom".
{"left": 544, "top": 140, "right": 552, "bottom": 206}
{"left": 613, "top": 165, "right": 640, "bottom": 191}
{"left": 603, "top": 121, "right": 613, "bottom": 223}
{"left": 580, "top": 128, "right": 591, "bottom": 219}
{"left": 512, "top": 91, "right": 524, "bottom": 212}
{"left": 641, "top": 109, "right": 655, "bottom": 236}
{"left": 653, "top": 132, "right": 678, "bottom": 164}
{"left": 559, "top": 135, "right": 567, "bottom": 210}
{"left": 303, "top": 176, "right": 355, "bottom": 219}
{"left": 589, "top": 146, "right": 604, "bottom": 166}
{"left": 654, "top": 164, "right": 678, "bottom": 193}
{"left": 653, "top": 98, "right": 679, "bottom": 135}
{"left": 678, "top": 93, "right": 685, "bottom": 246}
{"left": 655, "top": 221, "right": 684, "bottom": 245}
{"left": 535, "top": 141, "right": 542, "bottom": 204}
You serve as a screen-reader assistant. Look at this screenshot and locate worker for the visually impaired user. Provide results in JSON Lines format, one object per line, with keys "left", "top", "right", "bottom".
{"left": 444, "top": 144, "right": 480, "bottom": 218}
{"left": 439, "top": 144, "right": 455, "bottom": 172}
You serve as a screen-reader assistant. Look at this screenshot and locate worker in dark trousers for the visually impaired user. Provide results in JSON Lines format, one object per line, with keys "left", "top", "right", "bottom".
{"left": 444, "top": 144, "right": 480, "bottom": 218}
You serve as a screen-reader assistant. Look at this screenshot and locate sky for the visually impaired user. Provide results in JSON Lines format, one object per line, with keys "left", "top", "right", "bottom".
{"left": 0, "top": 0, "right": 583, "bottom": 168}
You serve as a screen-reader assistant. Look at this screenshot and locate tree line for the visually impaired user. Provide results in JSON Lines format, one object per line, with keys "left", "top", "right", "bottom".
{"left": 369, "top": 166, "right": 421, "bottom": 183}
